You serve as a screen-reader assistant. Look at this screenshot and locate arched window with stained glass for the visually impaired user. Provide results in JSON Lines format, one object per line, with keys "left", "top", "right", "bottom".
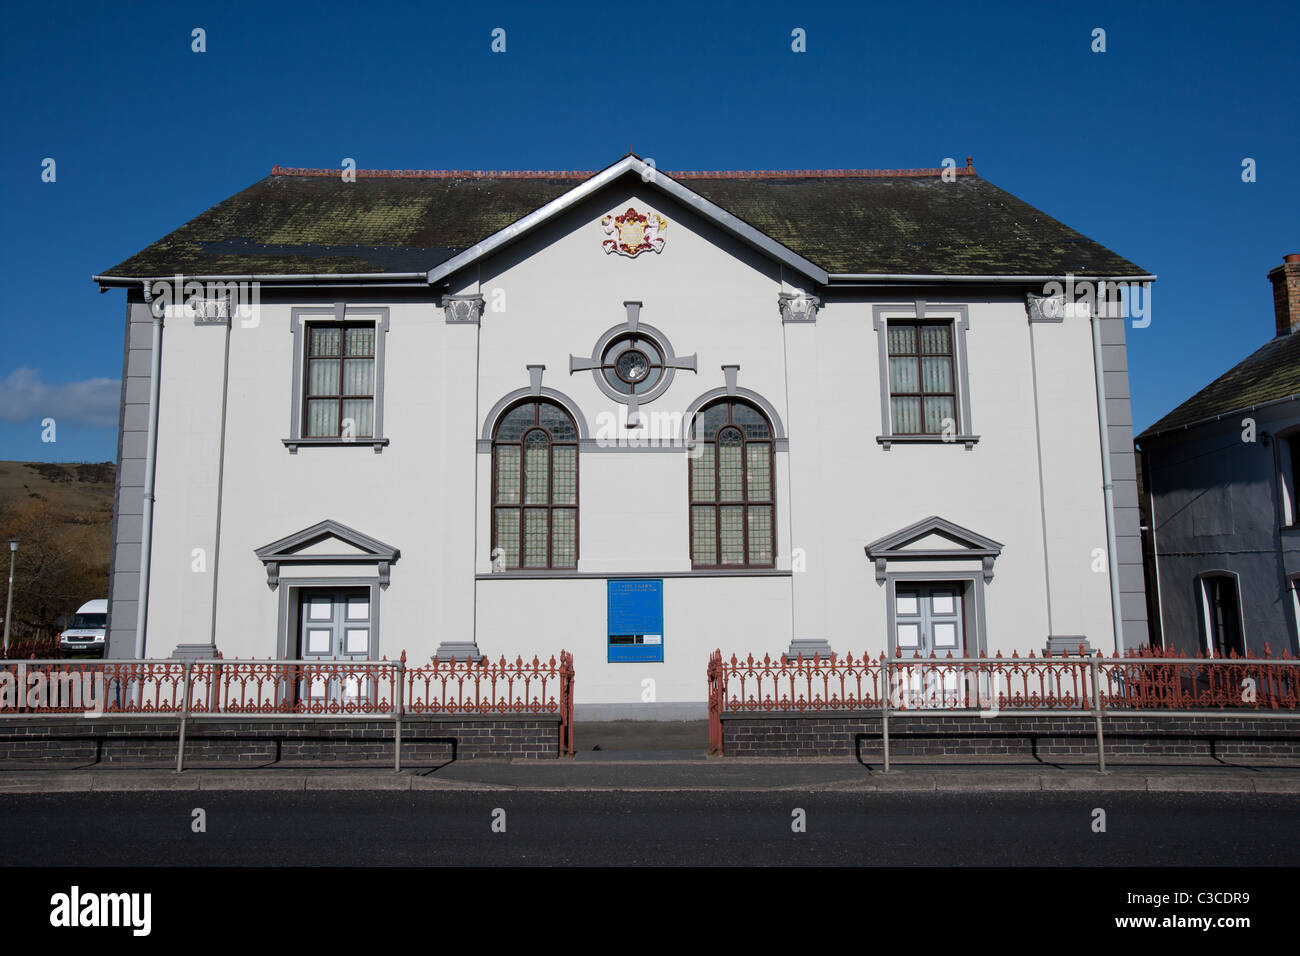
{"left": 688, "top": 399, "right": 775, "bottom": 568}
{"left": 492, "top": 400, "right": 579, "bottom": 569}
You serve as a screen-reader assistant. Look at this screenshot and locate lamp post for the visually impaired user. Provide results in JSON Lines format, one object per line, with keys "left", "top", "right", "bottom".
{"left": 2, "top": 539, "right": 17, "bottom": 657}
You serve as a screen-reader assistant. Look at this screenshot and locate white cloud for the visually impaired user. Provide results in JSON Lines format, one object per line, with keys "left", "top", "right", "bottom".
{"left": 0, "top": 368, "right": 120, "bottom": 428}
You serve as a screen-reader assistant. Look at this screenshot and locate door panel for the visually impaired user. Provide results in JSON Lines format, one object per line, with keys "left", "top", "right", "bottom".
{"left": 894, "top": 584, "right": 966, "bottom": 706}
{"left": 297, "top": 588, "right": 371, "bottom": 706}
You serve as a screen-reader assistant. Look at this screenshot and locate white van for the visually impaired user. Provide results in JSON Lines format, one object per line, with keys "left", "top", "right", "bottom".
{"left": 59, "top": 599, "right": 108, "bottom": 656}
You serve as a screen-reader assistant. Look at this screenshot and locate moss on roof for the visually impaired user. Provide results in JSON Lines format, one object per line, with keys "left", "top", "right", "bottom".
{"left": 99, "top": 168, "right": 1147, "bottom": 279}
{"left": 1138, "top": 332, "right": 1300, "bottom": 439}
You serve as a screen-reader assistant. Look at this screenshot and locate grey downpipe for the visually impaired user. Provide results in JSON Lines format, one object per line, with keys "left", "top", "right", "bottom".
{"left": 135, "top": 283, "right": 164, "bottom": 659}
{"left": 1091, "top": 311, "right": 1125, "bottom": 653}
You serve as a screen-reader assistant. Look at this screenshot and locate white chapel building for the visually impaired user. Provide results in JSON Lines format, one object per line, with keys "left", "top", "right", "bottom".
{"left": 94, "top": 154, "right": 1152, "bottom": 717}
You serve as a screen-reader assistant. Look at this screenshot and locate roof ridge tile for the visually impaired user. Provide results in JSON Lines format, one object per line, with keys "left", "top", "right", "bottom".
{"left": 268, "top": 163, "right": 979, "bottom": 180}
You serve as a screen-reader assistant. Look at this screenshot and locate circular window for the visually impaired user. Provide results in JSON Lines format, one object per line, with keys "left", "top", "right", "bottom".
{"left": 616, "top": 349, "right": 649, "bottom": 383}
{"left": 600, "top": 335, "right": 664, "bottom": 395}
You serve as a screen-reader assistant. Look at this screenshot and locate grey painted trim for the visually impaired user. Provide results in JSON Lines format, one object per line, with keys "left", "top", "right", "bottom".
{"left": 425, "top": 155, "right": 829, "bottom": 286}
{"left": 434, "top": 640, "right": 484, "bottom": 662}
{"left": 872, "top": 307, "right": 892, "bottom": 445}
{"left": 94, "top": 272, "right": 427, "bottom": 287}
{"left": 865, "top": 515, "right": 1004, "bottom": 556}
{"left": 681, "top": 387, "right": 787, "bottom": 440}
{"left": 872, "top": 303, "right": 974, "bottom": 449}
{"left": 476, "top": 437, "right": 790, "bottom": 453}
{"left": 883, "top": 570, "right": 989, "bottom": 657}
{"left": 1026, "top": 292, "right": 1066, "bottom": 323}
{"left": 580, "top": 438, "right": 692, "bottom": 453}
{"left": 477, "top": 569, "right": 793, "bottom": 581}
{"left": 1098, "top": 315, "right": 1149, "bottom": 647}
{"left": 255, "top": 519, "right": 400, "bottom": 590}
{"left": 577, "top": 320, "right": 691, "bottom": 409}
{"left": 874, "top": 549, "right": 1001, "bottom": 559}
{"left": 1045, "top": 635, "right": 1093, "bottom": 655}
{"left": 282, "top": 438, "right": 390, "bottom": 452}
{"left": 829, "top": 273, "right": 1157, "bottom": 284}
{"left": 864, "top": 516, "right": 1003, "bottom": 586}
{"left": 778, "top": 292, "right": 821, "bottom": 324}
{"left": 953, "top": 311, "right": 974, "bottom": 439}
{"left": 479, "top": 386, "right": 591, "bottom": 440}
{"left": 274, "top": 577, "right": 382, "bottom": 662}
{"left": 441, "top": 293, "right": 484, "bottom": 325}
{"left": 286, "top": 306, "right": 390, "bottom": 453}
{"left": 107, "top": 298, "right": 152, "bottom": 659}
{"left": 875, "top": 435, "right": 980, "bottom": 447}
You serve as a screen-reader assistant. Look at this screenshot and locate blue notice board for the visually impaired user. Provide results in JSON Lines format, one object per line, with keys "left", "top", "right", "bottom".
{"left": 607, "top": 579, "right": 664, "bottom": 662}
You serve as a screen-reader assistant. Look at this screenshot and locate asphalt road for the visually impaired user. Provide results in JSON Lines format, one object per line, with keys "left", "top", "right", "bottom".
{"left": 2, "top": 790, "right": 1298, "bottom": 866}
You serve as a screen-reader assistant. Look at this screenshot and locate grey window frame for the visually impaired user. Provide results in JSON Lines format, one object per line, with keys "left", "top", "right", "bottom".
{"left": 285, "top": 304, "right": 390, "bottom": 453}
{"left": 688, "top": 399, "right": 777, "bottom": 570}
{"left": 491, "top": 399, "right": 580, "bottom": 571}
{"left": 884, "top": 572, "right": 988, "bottom": 658}
{"left": 275, "top": 578, "right": 382, "bottom": 662}
{"left": 872, "top": 302, "right": 977, "bottom": 449}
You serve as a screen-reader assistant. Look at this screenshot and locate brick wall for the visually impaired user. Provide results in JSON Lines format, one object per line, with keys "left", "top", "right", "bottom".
{"left": 722, "top": 713, "right": 1300, "bottom": 759}
{"left": 0, "top": 716, "right": 561, "bottom": 765}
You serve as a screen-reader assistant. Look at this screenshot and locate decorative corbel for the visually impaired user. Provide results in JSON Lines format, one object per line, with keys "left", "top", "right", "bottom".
{"left": 874, "top": 557, "right": 887, "bottom": 584}
{"left": 982, "top": 555, "right": 996, "bottom": 584}
{"left": 265, "top": 561, "right": 279, "bottom": 591}
{"left": 442, "top": 294, "right": 485, "bottom": 325}
{"left": 779, "top": 292, "right": 821, "bottom": 324}
{"left": 1026, "top": 291, "right": 1065, "bottom": 323}
{"left": 378, "top": 561, "right": 391, "bottom": 589}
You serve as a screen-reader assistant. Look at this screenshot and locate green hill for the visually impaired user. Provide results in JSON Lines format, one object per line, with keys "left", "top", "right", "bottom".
{"left": 0, "top": 461, "right": 115, "bottom": 644}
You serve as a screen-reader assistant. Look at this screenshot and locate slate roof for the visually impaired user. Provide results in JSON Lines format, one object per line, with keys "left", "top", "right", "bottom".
{"left": 1138, "top": 332, "right": 1300, "bottom": 439}
{"left": 97, "top": 160, "right": 1148, "bottom": 280}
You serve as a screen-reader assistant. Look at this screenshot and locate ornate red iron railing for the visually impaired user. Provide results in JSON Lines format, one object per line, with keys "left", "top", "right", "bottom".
{"left": 0, "top": 651, "right": 575, "bottom": 725}
{"left": 707, "top": 646, "right": 1300, "bottom": 755}
{"left": 403, "top": 652, "right": 566, "bottom": 718}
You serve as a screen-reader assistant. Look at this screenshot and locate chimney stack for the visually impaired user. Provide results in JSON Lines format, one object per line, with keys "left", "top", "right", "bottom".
{"left": 1270, "top": 254, "right": 1300, "bottom": 336}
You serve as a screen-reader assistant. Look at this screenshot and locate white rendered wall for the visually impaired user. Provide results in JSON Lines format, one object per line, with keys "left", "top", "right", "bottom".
{"left": 476, "top": 576, "right": 791, "bottom": 709}
{"left": 135, "top": 174, "right": 1121, "bottom": 710}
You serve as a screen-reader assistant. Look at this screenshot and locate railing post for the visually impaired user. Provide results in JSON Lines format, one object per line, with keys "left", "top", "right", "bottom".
{"left": 1090, "top": 651, "right": 1106, "bottom": 773}
{"left": 393, "top": 654, "right": 405, "bottom": 774}
{"left": 176, "top": 660, "right": 192, "bottom": 774}
{"left": 881, "top": 654, "right": 892, "bottom": 773}
{"left": 211, "top": 654, "right": 223, "bottom": 714}
{"left": 560, "top": 650, "right": 575, "bottom": 758}
{"left": 707, "top": 650, "right": 722, "bottom": 757}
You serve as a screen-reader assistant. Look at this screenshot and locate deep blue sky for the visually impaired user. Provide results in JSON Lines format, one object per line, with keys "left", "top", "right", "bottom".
{"left": 1, "top": 0, "right": 1296, "bottom": 462}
